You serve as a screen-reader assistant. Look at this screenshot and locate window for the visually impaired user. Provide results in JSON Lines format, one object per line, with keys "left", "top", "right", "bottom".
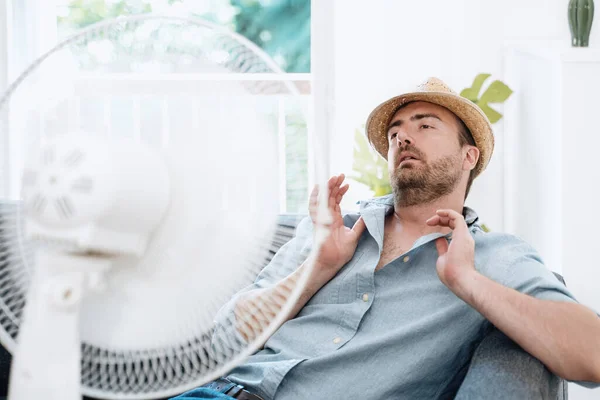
{"left": 56, "top": 0, "right": 310, "bottom": 73}
{"left": 5, "top": 0, "right": 313, "bottom": 213}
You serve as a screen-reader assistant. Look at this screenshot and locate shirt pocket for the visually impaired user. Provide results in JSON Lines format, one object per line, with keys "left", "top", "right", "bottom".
{"left": 306, "top": 250, "right": 366, "bottom": 306}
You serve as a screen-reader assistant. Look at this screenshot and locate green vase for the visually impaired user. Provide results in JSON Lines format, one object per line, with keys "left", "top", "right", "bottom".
{"left": 569, "top": 0, "right": 595, "bottom": 47}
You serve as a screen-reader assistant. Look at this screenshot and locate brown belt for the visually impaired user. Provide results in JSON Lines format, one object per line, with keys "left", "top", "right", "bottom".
{"left": 203, "top": 377, "right": 264, "bottom": 400}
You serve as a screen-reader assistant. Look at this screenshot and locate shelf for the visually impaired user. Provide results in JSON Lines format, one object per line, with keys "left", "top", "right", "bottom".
{"left": 504, "top": 39, "right": 600, "bottom": 63}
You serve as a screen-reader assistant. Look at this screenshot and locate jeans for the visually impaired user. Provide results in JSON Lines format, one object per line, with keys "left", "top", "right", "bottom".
{"left": 170, "top": 387, "right": 235, "bottom": 399}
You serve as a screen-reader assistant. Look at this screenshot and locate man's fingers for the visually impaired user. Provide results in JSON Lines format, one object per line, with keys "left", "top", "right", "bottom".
{"left": 324, "top": 176, "right": 337, "bottom": 208}
{"left": 439, "top": 216, "right": 452, "bottom": 227}
{"left": 436, "top": 209, "right": 465, "bottom": 231}
{"left": 429, "top": 209, "right": 468, "bottom": 233}
{"left": 329, "top": 180, "right": 342, "bottom": 208}
{"left": 426, "top": 215, "right": 440, "bottom": 226}
{"left": 310, "top": 175, "right": 349, "bottom": 222}
{"left": 309, "top": 185, "right": 319, "bottom": 221}
{"left": 327, "top": 175, "right": 339, "bottom": 192}
{"left": 337, "top": 184, "right": 350, "bottom": 204}
{"left": 309, "top": 185, "right": 318, "bottom": 204}
{"left": 335, "top": 173, "right": 345, "bottom": 186}
{"left": 329, "top": 174, "right": 345, "bottom": 208}
{"left": 428, "top": 216, "right": 452, "bottom": 228}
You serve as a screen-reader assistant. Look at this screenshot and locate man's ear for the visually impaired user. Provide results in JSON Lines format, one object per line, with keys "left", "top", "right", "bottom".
{"left": 463, "top": 146, "right": 479, "bottom": 171}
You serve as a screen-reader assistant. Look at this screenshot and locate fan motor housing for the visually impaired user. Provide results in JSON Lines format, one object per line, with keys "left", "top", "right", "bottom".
{"left": 21, "top": 135, "right": 171, "bottom": 257}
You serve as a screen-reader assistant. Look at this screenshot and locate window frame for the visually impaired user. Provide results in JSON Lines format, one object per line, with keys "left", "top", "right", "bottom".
{"left": 2, "top": 0, "right": 335, "bottom": 214}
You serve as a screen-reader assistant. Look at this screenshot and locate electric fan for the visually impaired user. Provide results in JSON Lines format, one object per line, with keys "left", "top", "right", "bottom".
{"left": 0, "top": 15, "right": 330, "bottom": 399}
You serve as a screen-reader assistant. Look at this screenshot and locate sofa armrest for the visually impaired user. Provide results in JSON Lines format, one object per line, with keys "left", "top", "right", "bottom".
{"left": 454, "top": 328, "right": 566, "bottom": 400}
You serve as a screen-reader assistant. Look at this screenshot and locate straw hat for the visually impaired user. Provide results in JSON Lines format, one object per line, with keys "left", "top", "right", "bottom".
{"left": 365, "top": 77, "right": 494, "bottom": 178}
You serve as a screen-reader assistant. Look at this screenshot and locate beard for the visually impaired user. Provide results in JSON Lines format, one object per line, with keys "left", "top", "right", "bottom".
{"left": 390, "top": 147, "right": 463, "bottom": 207}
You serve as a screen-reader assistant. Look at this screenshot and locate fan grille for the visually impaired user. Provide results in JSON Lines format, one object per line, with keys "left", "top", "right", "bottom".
{"left": 0, "top": 203, "right": 304, "bottom": 397}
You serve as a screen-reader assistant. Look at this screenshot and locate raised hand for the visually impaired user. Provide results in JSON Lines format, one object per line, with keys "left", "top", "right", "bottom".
{"left": 426, "top": 209, "right": 476, "bottom": 290}
{"left": 308, "top": 174, "right": 366, "bottom": 280}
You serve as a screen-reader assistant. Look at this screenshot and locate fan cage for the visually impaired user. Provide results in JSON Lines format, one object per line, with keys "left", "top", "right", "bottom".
{"left": 0, "top": 15, "right": 319, "bottom": 399}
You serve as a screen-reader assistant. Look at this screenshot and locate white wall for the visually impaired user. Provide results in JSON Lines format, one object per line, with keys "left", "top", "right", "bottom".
{"left": 332, "top": 0, "right": 598, "bottom": 231}
{"left": 504, "top": 45, "right": 600, "bottom": 400}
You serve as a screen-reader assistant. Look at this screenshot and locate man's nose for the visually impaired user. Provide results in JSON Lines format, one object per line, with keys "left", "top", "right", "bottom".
{"left": 395, "top": 130, "right": 412, "bottom": 147}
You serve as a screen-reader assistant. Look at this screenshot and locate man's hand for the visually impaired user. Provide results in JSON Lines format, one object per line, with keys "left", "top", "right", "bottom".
{"left": 309, "top": 174, "right": 366, "bottom": 281}
{"left": 426, "top": 209, "right": 476, "bottom": 292}
{"left": 428, "top": 209, "right": 600, "bottom": 383}
{"left": 232, "top": 174, "right": 366, "bottom": 342}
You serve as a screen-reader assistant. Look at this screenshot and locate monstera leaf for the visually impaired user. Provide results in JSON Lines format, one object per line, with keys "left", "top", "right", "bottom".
{"left": 460, "top": 73, "right": 513, "bottom": 123}
{"left": 459, "top": 73, "right": 492, "bottom": 102}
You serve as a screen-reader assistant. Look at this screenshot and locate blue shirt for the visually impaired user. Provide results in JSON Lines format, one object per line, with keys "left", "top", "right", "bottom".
{"left": 211, "top": 195, "right": 586, "bottom": 399}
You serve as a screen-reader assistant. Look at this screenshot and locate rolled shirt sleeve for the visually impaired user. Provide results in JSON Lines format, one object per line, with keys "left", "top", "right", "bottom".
{"left": 210, "top": 217, "right": 314, "bottom": 357}
{"left": 478, "top": 233, "right": 600, "bottom": 388}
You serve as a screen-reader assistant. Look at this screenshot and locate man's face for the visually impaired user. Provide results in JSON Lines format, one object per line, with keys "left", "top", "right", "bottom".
{"left": 386, "top": 101, "right": 470, "bottom": 207}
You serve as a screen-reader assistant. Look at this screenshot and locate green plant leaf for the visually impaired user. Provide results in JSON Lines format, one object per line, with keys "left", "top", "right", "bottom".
{"left": 374, "top": 184, "right": 392, "bottom": 197}
{"left": 460, "top": 76, "right": 513, "bottom": 123}
{"left": 478, "top": 80, "right": 513, "bottom": 104}
{"left": 350, "top": 129, "right": 392, "bottom": 196}
{"left": 459, "top": 73, "right": 492, "bottom": 102}
{"left": 476, "top": 103, "right": 503, "bottom": 124}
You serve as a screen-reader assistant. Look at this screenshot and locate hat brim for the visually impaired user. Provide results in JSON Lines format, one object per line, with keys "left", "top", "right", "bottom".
{"left": 365, "top": 91, "right": 494, "bottom": 178}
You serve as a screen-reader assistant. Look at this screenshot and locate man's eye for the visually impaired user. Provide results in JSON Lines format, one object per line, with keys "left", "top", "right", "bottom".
{"left": 421, "top": 124, "right": 432, "bottom": 129}
{"left": 390, "top": 132, "right": 397, "bottom": 140}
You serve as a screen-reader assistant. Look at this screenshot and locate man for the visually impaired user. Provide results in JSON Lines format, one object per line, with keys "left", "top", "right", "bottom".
{"left": 175, "top": 78, "right": 600, "bottom": 399}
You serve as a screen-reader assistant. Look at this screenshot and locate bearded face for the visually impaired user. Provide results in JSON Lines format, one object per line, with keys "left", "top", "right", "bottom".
{"left": 390, "top": 144, "right": 463, "bottom": 207}
{"left": 385, "top": 101, "right": 477, "bottom": 207}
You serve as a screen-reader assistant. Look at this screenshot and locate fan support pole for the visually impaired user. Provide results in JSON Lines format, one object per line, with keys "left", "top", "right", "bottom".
{"left": 8, "top": 251, "right": 111, "bottom": 400}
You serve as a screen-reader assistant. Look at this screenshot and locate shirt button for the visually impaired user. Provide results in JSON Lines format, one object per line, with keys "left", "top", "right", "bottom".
{"left": 333, "top": 337, "right": 342, "bottom": 344}
{"left": 403, "top": 256, "right": 410, "bottom": 263}
{"left": 362, "top": 293, "right": 369, "bottom": 302}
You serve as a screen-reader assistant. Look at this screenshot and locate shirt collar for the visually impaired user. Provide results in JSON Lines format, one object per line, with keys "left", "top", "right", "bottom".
{"left": 359, "top": 194, "right": 480, "bottom": 227}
